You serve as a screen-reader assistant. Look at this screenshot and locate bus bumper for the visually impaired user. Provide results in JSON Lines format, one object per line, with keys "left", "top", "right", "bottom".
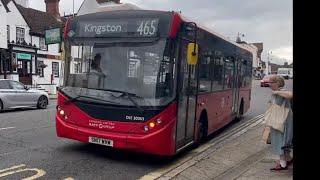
{"left": 56, "top": 116, "right": 177, "bottom": 156}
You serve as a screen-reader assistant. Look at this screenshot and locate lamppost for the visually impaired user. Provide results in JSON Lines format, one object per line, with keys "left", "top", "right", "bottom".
{"left": 267, "top": 51, "right": 272, "bottom": 75}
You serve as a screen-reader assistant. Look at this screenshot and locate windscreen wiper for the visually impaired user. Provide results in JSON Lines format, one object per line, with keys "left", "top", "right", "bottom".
{"left": 65, "top": 95, "right": 120, "bottom": 105}
{"left": 86, "top": 88, "right": 142, "bottom": 98}
{"left": 84, "top": 88, "right": 146, "bottom": 113}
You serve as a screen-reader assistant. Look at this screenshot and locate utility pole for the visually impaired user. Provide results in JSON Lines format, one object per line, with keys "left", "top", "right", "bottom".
{"left": 73, "top": 0, "right": 75, "bottom": 17}
{"left": 267, "top": 51, "right": 272, "bottom": 75}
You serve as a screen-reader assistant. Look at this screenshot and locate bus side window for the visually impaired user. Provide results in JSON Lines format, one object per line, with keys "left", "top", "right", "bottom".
{"left": 223, "top": 58, "right": 233, "bottom": 90}
{"left": 199, "top": 55, "right": 211, "bottom": 93}
{"left": 211, "top": 57, "right": 224, "bottom": 91}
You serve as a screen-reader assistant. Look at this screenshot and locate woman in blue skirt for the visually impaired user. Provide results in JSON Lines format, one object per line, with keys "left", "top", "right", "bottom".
{"left": 267, "top": 75, "right": 293, "bottom": 171}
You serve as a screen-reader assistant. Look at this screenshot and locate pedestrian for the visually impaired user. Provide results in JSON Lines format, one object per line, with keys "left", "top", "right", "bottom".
{"left": 264, "top": 75, "right": 293, "bottom": 171}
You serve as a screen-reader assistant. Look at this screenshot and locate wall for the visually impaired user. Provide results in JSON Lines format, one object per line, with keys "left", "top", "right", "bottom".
{"left": 0, "top": 74, "right": 19, "bottom": 81}
{"left": 32, "top": 36, "right": 60, "bottom": 56}
{"left": 33, "top": 58, "right": 62, "bottom": 85}
{"left": 14, "top": 0, "right": 29, "bottom": 8}
{"left": 0, "top": 1, "right": 7, "bottom": 49}
{"left": 6, "top": 1, "right": 31, "bottom": 44}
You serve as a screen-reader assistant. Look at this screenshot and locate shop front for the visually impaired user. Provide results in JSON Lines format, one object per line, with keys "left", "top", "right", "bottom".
{"left": 6, "top": 42, "right": 38, "bottom": 85}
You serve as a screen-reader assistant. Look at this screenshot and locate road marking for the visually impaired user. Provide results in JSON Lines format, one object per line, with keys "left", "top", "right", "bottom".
{"left": 63, "top": 177, "right": 75, "bottom": 180}
{"left": 0, "top": 164, "right": 26, "bottom": 173}
{"left": 0, "top": 127, "right": 16, "bottom": 131}
{"left": 0, "top": 164, "right": 46, "bottom": 180}
{"left": 139, "top": 114, "right": 264, "bottom": 180}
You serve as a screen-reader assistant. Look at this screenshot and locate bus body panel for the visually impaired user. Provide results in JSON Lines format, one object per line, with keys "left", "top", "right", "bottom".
{"left": 239, "top": 88, "right": 251, "bottom": 114}
{"left": 56, "top": 92, "right": 177, "bottom": 156}
{"left": 56, "top": 10, "right": 253, "bottom": 155}
{"left": 197, "top": 90, "right": 234, "bottom": 135}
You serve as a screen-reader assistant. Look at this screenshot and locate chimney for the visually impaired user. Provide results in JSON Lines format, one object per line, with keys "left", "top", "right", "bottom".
{"left": 45, "top": 0, "right": 61, "bottom": 20}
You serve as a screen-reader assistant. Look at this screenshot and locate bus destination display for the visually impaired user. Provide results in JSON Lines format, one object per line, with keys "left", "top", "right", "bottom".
{"left": 78, "top": 18, "right": 159, "bottom": 38}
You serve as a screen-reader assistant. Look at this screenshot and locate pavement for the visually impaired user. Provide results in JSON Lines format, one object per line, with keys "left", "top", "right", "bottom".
{"left": 48, "top": 94, "right": 57, "bottom": 100}
{"left": 153, "top": 117, "right": 293, "bottom": 180}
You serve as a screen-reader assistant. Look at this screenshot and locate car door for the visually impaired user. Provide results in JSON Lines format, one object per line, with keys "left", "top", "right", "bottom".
{"left": 9, "top": 81, "right": 35, "bottom": 107}
{"left": 0, "top": 80, "right": 17, "bottom": 109}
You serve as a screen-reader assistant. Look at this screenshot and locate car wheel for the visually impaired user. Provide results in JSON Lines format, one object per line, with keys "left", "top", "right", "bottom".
{"left": 37, "top": 96, "right": 48, "bottom": 109}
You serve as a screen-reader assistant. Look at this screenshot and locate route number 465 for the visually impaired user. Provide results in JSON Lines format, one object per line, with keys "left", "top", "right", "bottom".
{"left": 137, "top": 20, "right": 157, "bottom": 36}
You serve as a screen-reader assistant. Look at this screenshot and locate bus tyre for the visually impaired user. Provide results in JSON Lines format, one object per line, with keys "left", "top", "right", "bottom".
{"left": 236, "top": 100, "right": 244, "bottom": 120}
{"left": 196, "top": 114, "right": 208, "bottom": 145}
{"left": 37, "top": 96, "right": 48, "bottom": 109}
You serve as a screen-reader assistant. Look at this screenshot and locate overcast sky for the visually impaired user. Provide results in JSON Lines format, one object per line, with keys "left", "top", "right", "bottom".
{"left": 29, "top": 0, "right": 292, "bottom": 65}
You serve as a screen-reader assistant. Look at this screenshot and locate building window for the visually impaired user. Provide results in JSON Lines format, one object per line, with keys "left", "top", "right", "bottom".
{"left": 52, "top": 62, "right": 59, "bottom": 77}
{"left": 39, "top": 38, "right": 47, "bottom": 51}
{"left": 7, "top": 25, "right": 10, "bottom": 42}
{"left": 38, "top": 61, "right": 45, "bottom": 77}
{"left": 16, "top": 27, "right": 25, "bottom": 43}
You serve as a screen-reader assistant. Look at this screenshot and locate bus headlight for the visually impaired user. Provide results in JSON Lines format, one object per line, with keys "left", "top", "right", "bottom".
{"left": 59, "top": 110, "right": 65, "bottom": 116}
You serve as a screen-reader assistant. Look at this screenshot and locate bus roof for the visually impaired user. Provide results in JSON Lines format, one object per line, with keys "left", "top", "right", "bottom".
{"left": 179, "top": 14, "right": 255, "bottom": 55}
{"left": 76, "top": 3, "right": 255, "bottom": 55}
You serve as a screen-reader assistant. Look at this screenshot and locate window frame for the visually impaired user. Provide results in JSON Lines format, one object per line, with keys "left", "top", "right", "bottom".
{"left": 38, "top": 61, "right": 45, "bottom": 77}
{"left": 9, "top": 80, "right": 25, "bottom": 90}
{"left": 39, "top": 37, "right": 48, "bottom": 51}
{"left": 16, "top": 27, "right": 25, "bottom": 44}
{"left": 52, "top": 62, "right": 59, "bottom": 77}
{"left": 0, "top": 81, "right": 11, "bottom": 89}
{"left": 7, "top": 25, "right": 10, "bottom": 42}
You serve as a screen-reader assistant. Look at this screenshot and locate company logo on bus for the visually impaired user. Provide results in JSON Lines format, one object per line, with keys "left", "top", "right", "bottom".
{"left": 89, "top": 119, "right": 115, "bottom": 129}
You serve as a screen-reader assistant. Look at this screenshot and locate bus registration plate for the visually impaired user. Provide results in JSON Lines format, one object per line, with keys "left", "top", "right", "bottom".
{"left": 89, "top": 136, "right": 113, "bottom": 147}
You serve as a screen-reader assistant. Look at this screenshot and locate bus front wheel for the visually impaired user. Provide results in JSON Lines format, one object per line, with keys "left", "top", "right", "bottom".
{"left": 196, "top": 112, "right": 208, "bottom": 144}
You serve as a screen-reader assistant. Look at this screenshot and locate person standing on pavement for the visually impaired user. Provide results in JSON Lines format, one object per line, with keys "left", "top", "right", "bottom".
{"left": 267, "top": 75, "right": 293, "bottom": 171}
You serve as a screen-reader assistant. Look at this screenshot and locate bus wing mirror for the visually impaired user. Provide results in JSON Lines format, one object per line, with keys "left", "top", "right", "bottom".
{"left": 187, "top": 43, "right": 199, "bottom": 65}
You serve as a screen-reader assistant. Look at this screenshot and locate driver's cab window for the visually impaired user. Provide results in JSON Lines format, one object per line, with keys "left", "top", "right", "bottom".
{"left": 10, "top": 81, "right": 25, "bottom": 90}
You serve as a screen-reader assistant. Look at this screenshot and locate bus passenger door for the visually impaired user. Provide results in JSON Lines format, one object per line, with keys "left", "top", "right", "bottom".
{"left": 176, "top": 41, "right": 198, "bottom": 150}
{"left": 232, "top": 59, "right": 241, "bottom": 114}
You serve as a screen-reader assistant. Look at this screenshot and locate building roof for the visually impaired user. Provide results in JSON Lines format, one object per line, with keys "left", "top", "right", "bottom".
{"left": 251, "top": 43, "right": 263, "bottom": 53}
{"left": 16, "top": 4, "right": 63, "bottom": 36}
{"left": 1, "top": 0, "right": 10, "bottom": 12}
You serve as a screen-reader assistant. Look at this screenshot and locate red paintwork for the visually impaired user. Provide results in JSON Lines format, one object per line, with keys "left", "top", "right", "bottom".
{"left": 169, "top": 13, "right": 182, "bottom": 38}
{"left": 197, "top": 90, "right": 234, "bottom": 135}
{"left": 195, "top": 87, "right": 251, "bottom": 137}
{"left": 57, "top": 13, "right": 253, "bottom": 155}
{"left": 56, "top": 92, "right": 177, "bottom": 156}
{"left": 63, "top": 19, "right": 72, "bottom": 39}
{"left": 260, "top": 75, "right": 273, "bottom": 87}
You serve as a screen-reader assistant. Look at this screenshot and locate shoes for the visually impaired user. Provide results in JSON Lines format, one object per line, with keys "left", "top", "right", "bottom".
{"left": 270, "top": 164, "right": 288, "bottom": 171}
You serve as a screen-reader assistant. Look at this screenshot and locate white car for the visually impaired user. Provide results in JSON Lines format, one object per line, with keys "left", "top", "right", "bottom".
{"left": 0, "top": 79, "right": 49, "bottom": 111}
{"left": 277, "top": 68, "right": 293, "bottom": 79}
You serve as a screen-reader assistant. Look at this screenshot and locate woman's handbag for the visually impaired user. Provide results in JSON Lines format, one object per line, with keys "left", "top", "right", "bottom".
{"left": 262, "top": 126, "right": 271, "bottom": 144}
{"left": 264, "top": 100, "right": 290, "bottom": 133}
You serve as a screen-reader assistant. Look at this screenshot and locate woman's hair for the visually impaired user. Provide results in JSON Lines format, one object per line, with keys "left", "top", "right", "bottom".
{"left": 271, "top": 75, "right": 285, "bottom": 87}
